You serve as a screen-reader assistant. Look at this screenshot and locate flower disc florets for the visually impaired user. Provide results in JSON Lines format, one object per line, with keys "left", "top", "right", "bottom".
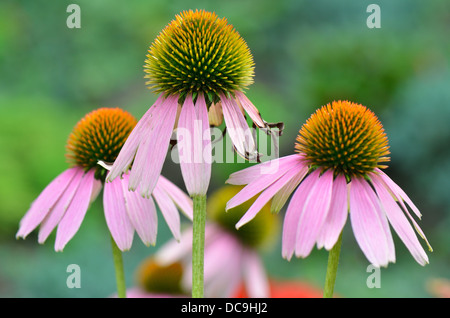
{"left": 144, "top": 9, "right": 254, "bottom": 104}
{"left": 66, "top": 108, "right": 137, "bottom": 180}
{"left": 295, "top": 100, "right": 390, "bottom": 178}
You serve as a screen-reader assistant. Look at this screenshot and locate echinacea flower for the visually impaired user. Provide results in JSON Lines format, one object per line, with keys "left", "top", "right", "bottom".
{"left": 16, "top": 108, "right": 192, "bottom": 251}
{"left": 123, "top": 258, "right": 188, "bottom": 298}
{"left": 106, "top": 9, "right": 281, "bottom": 197}
{"left": 154, "top": 186, "right": 279, "bottom": 297}
{"left": 226, "top": 100, "right": 432, "bottom": 268}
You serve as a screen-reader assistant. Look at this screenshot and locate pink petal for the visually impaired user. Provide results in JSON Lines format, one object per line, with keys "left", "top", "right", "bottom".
{"left": 349, "top": 177, "right": 395, "bottom": 267}
{"left": 152, "top": 183, "right": 181, "bottom": 241}
{"left": 235, "top": 162, "right": 308, "bottom": 229}
{"left": 316, "top": 174, "right": 349, "bottom": 250}
{"left": 54, "top": 170, "right": 100, "bottom": 251}
{"left": 226, "top": 154, "right": 302, "bottom": 185}
{"left": 282, "top": 170, "right": 321, "bottom": 260}
{"left": 16, "top": 167, "right": 79, "bottom": 239}
{"left": 130, "top": 94, "right": 179, "bottom": 197}
{"left": 375, "top": 169, "right": 422, "bottom": 218}
{"left": 295, "top": 170, "right": 334, "bottom": 258}
{"left": 37, "top": 168, "right": 86, "bottom": 243}
{"left": 107, "top": 94, "right": 165, "bottom": 182}
{"left": 121, "top": 174, "right": 158, "bottom": 247}
{"left": 154, "top": 227, "right": 194, "bottom": 266}
{"left": 220, "top": 92, "right": 257, "bottom": 161}
{"left": 242, "top": 249, "right": 270, "bottom": 298}
{"left": 177, "top": 93, "right": 212, "bottom": 196}
{"left": 103, "top": 175, "right": 135, "bottom": 251}
{"left": 227, "top": 155, "right": 305, "bottom": 211}
{"left": 375, "top": 169, "right": 432, "bottom": 251}
{"left": 271, "top": 166, "right": 309, "bottom": 214}
{"left": 235, "top": 91, "right": 265, "bottom": 128}
{"left": 371, "top": 174, "right": 429, "bottom": 265}
{"left": 156, "top": 175, "right": 193, "bottom": 221}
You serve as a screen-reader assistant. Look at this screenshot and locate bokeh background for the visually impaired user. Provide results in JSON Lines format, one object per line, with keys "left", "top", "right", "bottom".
{"left": 0, "top": 0, "right": 449, "bottom": 298}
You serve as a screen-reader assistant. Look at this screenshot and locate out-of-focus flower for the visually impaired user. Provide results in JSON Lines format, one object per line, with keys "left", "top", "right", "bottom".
{"left": 233, "top": 279, "right": 323, "bottom": 298}
{"left": 427, "top": 278, "right": 450, "bottom": 298}
{"left": 154, "top": 185, "right": 280, "bottom": 297}
{"left": 16, "top": 108, "right": 192, "bottom": 251}
{"left": 227, "top": 100, "right": 432, "bottom": 267}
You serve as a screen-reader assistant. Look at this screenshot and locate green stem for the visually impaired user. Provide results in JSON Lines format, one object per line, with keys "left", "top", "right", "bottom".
{"left": 192, "top": 194, "right": 207, "bottom": 298}
{"left": 110, "top": 236, "right": 126, "bottom": 298}
{"left": 323, "top": 232, "right": 343, "bottom": 298}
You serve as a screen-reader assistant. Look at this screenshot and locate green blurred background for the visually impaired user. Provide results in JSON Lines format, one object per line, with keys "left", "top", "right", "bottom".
{"left": 0, "top": 0, "right": 449, "bottom": 298}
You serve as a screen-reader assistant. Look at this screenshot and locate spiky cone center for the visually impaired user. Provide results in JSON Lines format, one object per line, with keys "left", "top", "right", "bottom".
{"left": 144, "top": 9, "right": 254, "bottom": 104}
{"left": 295, "top": 100, "right": 390, "bottom": 179}
{"left": 208, "top": 186, "right": 279, "bottom": 249}
{"left": 135, "top": 258, "right": 184, "bottom": 295}
{"left": 66, "top": 108, "right": 137, "bottom": 181}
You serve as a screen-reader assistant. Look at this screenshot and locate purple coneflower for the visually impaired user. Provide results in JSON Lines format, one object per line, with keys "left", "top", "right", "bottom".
{"left": 16, "top": 108, "right": 192, "bottom": 297}
{"left": 107, "top": 9, "right": 280, "bottom": 198}
{"left": 226, "top": 100, "right": 432, "bottom": 297}
{"left": 154, "top": 186, "right": 279, "bottom": 298}
{"left": 105, "top": 10, "right": 281, "bottom": 298}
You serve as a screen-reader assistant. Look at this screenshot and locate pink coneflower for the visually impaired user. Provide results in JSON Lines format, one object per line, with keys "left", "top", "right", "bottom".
{"left": 106, "top": 9, "right": 280, "bottom": 198}
{"left": 226, "top": 101, "right": 432, "bottom": 270}
{"left": 154, "top": 186, "right": 279, "bottom": 298}
{"left": 16, "top": 108, "right": 192, "bottom": 252}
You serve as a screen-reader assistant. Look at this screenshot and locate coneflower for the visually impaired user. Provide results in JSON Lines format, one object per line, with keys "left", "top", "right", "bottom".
{"left": 16, "top": 108, "right": 192, "bottom": 298}
{"left": 226, "top": 100, "right": 432, "bottom": 297}
{"left": 106, "top": 9, "right": 281, "bottom": 297}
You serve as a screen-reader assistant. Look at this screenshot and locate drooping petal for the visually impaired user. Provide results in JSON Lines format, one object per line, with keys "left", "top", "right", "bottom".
{"left": 16, "top": 167, "right": 79, "bottom": 239}
{"left": 152, "top": 183, "right": 181, "bottom": 241}
{"left": 121, "top": 174, "right": 158, "bottom": 247}
{"left": 107, "top": 94, "right": 165, "bottom": 182}
{"left": 271, "top": 165, "right": 309, "bottom": 214}
{"left": 371, "top": 173, "right": 429, "bottom": 265}
{"left": 316, "top": 174, "right": 349, "bottom": 250}
{"left": 156, "top": 175, "right": 193, "bottom": 221}
{"left": 295, "top": 170, "right": 334, "bottom": 258}
{"left": 220, "top": 92, "right": 257, "bottom": 161}
{"left": 349, "top": 177, "right": 395, "bottom": 267}
{"left": 242, "top": 249, "right": 270, "bottom": 298}
{"left": 55, "top": 169, "right": 100, "bottom": 251}
{"left": 103, "top": 175, "right": 135, "bottom": 251}
{"left": 282, "top": 170, "right": 320, "bottom": 260}
{"left": 38, "top": 168, "right": 86, "bottom": 243}
{"left": 375, "top": 169, "right": 422, "bottom": 218}
{"left": 227, "top": 155, "right": 304, "bottom": 211}
{"left": 226, "top": 154, "right": 302, "bottom": 185}
{"left": 235, "top": 91, "right": 265, "bottom": 128}
{"left": 374, "top": 169, "right": 432, "bottom": 251}
{"left": 130, "top": 94, "right": 179, "bottom": 197}
{"left": 235, "top": 162, "right": 308, "bottom": 229}
{"left": 177, "top": 93, "right": 211, "bottom": 196}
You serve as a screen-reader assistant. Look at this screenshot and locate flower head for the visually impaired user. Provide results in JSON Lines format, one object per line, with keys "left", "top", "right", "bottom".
{"left": 226, "top": 101, "right": 432, "bottom": 267}
{"left": 107, "top": 9, "right": 283, "bottom": 198}
{"left": 17, "top": 108, "right": 192, "bottom": 251}
{"left": 144, "top": 9, "right": 254, "bottom": 102}
{"left": 154, "top": 186, "right": 279, "bottom": 297}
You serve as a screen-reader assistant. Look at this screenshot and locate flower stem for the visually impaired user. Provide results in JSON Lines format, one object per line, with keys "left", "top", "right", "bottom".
{"left": 110, "top": 236, "right": 126, "bottom": 298}
{"left": 323, "top": 232, "right": 343, "bottom": 298}
{"left": 192, "top": 194, "right": 207, "bottom": 298}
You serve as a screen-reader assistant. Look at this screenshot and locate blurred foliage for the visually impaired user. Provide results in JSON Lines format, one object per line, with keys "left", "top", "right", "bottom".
{"left": 0, "top": 0, "right": 449, "bottom": 298}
